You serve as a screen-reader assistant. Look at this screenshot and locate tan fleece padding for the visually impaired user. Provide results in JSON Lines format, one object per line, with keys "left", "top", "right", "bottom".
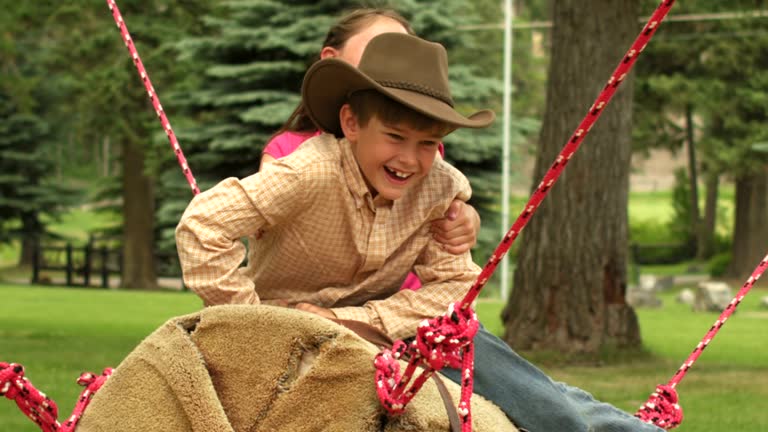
{"left": 77, "top": 305, "right": 517, "bottom": 432}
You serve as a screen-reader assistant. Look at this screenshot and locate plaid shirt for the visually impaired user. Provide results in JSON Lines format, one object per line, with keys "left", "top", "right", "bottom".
{"left": 176, "top": 133, "right": 480, "bottom": 340}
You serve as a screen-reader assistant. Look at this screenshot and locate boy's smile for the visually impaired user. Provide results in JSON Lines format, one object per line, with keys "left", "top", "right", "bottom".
{"left": 341, "top": 106, "right": 443, "bottom": 201}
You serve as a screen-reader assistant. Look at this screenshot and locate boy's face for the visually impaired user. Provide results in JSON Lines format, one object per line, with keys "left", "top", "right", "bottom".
{"left": 340, "top": 105, "right": 443, "bottom": 201}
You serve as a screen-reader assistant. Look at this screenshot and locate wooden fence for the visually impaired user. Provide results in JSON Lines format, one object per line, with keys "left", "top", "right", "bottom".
{"left": 31, "top": 242, "right": 122, "bottom": 288}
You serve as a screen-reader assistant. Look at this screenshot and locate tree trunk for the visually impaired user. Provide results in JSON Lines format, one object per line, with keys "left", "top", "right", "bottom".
{"left": 17, "top": 212, "right": 42, "bottom": 267}
{"left": 697, "top": 171, "right": 719, "bottom": 260}
{"left": 727, "top": 171, "right": 768, "bottom": 279}
{"left": 685, "top": 104, "right": 702, "bottom": 252}
{"left": 502, "top": 0, "right": 641, "bottom": 354}
{"left": 121, "top": 137, "right": 158, "bottom": 289}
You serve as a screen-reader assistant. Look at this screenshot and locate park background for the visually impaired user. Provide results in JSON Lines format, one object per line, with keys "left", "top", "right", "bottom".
{"left": 1, "top": 0, "right": 767, "bottom": 431}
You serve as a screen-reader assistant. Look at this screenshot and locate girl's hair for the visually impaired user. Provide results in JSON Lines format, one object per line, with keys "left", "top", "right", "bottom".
{"left": 271, "top": 8, "right": 414, "bottom": 139}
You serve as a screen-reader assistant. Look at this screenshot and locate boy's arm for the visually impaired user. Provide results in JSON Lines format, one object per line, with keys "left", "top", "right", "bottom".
{"left": 332, "top": 240, "right": 480, "bottom": 341}
{"left": 176, "top": 163, "right": 307, "bottom": 306}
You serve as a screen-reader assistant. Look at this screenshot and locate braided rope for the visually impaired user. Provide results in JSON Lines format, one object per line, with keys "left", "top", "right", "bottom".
{"left": 0, "top": 362, "right": 113, "bottom": 432}
{"left": 106, "top": 0, "right": 200, "bottom": 196}
{"left": 374, "top": 2, "right": 677, "bottom": 430}
{"left": 635, "top": 253, "right": 768, "bottom": 429}
{"left": 99, "top": 0, "right": 767, "bottom": 431}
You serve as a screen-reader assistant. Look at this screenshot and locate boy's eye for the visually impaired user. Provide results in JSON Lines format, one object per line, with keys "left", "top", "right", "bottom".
{"left": 386, "top": 133, "right": 404, "bottom": 141}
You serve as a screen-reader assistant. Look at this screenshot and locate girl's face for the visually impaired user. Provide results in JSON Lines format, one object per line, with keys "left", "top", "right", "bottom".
{"left": 320, "top": 18, "right": 408, "bottom": 67}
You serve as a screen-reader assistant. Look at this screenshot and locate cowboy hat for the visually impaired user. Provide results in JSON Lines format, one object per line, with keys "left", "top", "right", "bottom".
{"left": 301, "top": 32, "right": 495, "bottom": 136}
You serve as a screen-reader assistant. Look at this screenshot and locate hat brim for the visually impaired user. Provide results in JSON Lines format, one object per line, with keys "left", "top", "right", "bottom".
{"left": 301, "top": 59, "right": 495, "bottom": 136}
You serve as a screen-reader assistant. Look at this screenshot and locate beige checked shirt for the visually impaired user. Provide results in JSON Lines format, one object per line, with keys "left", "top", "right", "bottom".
{"left": 176, "top": 133, "right": 480, "bottom": 340}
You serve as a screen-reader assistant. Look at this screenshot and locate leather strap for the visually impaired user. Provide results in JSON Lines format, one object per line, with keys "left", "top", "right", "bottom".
{"left": 332, "top": 319, "right": 461, "bottom": 432}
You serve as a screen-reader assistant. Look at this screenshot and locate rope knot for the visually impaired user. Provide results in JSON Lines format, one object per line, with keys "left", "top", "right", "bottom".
{"left": 1, "top": 362, "right": 61, "bottom": 431}
{"left": 373, "top": 303, "right": 478, "bottom": 417}
{"left": 0, "top": 362, "right": 26, "bottom": 400}
{"left": 415, "top": 302, "right": 479, "bottom": 370}
{"left": 635, "top": 384, "right": 683, "bottom": 430}
{"left": 374, "top": 340, "right": 410, "bottom": 414}
{"left": 77, "top": 368, "right": 114, "bottom": 388}
{"left": 1, "top": 362, "right": 114, "bottom": 432}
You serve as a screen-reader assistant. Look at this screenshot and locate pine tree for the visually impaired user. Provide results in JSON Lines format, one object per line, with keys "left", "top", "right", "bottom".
{"left": 633, "top": 0, "right": 768, "bottom": 270}
{"left": 0, "top": 4, "right": 74, "bottom": 266}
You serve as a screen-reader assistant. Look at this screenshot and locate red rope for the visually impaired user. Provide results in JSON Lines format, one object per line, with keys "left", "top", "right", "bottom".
{"left": 374, "top": 2, "right": 678, "bottom": 430}
{"left": 634, "top": 253, "right": 768, "bottom": 429}
{"left": 0, "top": 362, "right": 113, "bottom": 432}
{"left": 106, "top": 0, "right": 200, "bottom": 196}
{"left": 94, "top": 1, "right": 766, "bottom": 430}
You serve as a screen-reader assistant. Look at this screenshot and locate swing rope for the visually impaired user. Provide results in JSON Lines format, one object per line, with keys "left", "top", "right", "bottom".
{"left": 3, "top": 1, "right": 764, "bottom": 432}
{"left": 374, "top": 2, "right": 679, "bottom": 430}
{"left": 107, "top": 0, "right": 200, "bottom": 196}
{"left": 0, "top": 362, "right": 113, "bottom": 432}
{"left": 0, "top": 3, "right": 183, "bottom": 431}
{"left": 634, "top": 253, "right": 768, "bottom": 429}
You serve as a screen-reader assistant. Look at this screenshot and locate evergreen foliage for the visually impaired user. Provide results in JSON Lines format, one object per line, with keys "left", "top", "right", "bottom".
{"left": 156, "top": 0, "right": 516, "bottom": 260}
{"left": 633, "top": 0, "right": 768, "bottom": 265}
{"left": 0, "top": 93, "right": 60, "bottom": 243}
{"left": 0, "top": 3, "right": 74, "bottom": 248}
{"left": 635, "top": 0, "right": 768, "bottom": 178}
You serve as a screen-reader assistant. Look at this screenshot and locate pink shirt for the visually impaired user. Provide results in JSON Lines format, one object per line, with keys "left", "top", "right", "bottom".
{"left": 263, "top": 131, "right": 322, "bottom": 159}
{"left": 263, "top": 130, "right": 448, "bottom": 291}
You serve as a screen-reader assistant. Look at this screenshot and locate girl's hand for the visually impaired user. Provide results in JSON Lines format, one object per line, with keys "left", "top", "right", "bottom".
{"left": 430, "top": 200, "right": 480, "bottom": 255}
{"left": 295, "top": 302, "right": 336, "bottom": 319}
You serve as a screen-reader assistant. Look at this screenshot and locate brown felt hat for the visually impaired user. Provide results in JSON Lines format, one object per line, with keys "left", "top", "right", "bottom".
{"left": 301, "top": 32, "right": 495, "bottom": 136}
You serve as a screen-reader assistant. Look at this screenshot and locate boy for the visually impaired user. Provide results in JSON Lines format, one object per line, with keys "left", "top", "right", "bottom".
{"left": 176, "top": 32, "right": 492, "bottom": 341}
{"left": 177, "top": 33, "right": 662, "bottom": 432}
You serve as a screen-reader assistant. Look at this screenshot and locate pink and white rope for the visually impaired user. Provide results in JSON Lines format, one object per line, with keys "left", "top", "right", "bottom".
{"left": 0, "top": 362, "right": 113, "bottom": 432}
{"left": 635, "top": 253, "right": 768, "bottom": 428}
{"left": 374, "top": 2, "right": 678, "bottom": 430}
{"left": 1, "top": 2, "right": 753, "bottom": 432}
{"left": 106, "top": 0, "right": 200, "bottom": 196}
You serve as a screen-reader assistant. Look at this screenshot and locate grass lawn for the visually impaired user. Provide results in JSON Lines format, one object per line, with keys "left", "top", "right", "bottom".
{"left": 2, "top": 283, "right": 768, "bottom": 431}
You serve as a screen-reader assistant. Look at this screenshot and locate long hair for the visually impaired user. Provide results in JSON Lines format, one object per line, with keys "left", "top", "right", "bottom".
{"left": 270, "top": 8, "right": 414, "bottom": 139}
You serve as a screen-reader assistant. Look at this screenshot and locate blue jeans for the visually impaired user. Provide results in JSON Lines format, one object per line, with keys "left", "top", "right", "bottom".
{"left": 439, "top": 327, "right": 663, "bottom": 432}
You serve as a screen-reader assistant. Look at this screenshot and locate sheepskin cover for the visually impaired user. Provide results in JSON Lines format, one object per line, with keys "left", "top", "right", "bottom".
{"left": 77, "top": 305, "right": 517, "bottom": 432}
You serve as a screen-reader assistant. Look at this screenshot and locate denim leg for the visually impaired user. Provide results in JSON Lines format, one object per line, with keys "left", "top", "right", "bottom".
{"left": 439, "top": 327, "right": 664, "bottom": 432}
{"left": 557, "top": 381, "right": 664, "bottom": 432}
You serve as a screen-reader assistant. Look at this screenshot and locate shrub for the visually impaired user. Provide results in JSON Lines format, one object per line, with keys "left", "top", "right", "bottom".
{"left": 708, "top": 252, "right": 732, "bottom": 277}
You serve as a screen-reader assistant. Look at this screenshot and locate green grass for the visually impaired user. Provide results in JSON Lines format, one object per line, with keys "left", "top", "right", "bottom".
{"left": 464, "top": 286, "right": 768, "bottom": 432}
{"left": 3, "top": 283, "right": 768, "bottom": 431}
{"left": 0, "top": 284, "right": 202, "bottom": 431}
{"left": 628, "top": 189, "right": 678, "bottom": 224}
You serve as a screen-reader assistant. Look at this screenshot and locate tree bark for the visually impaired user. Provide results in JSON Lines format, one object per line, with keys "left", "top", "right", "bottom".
{"left": 727, "top": 171, "right": 768, "bottom": 279}
{"left": 502, "top": 0, "right": 641, "bottom": 354}
{"left": 685, "top": 104, "right": 702, "bottom": 252}
{"left": 697, "top": 171, "right": 719, "bottom": 260}
{"left": 121, "top": 137, "right": 158, "bottom": 289}
{"left": 17, "top": 212, "right": 42, "bottom": 267}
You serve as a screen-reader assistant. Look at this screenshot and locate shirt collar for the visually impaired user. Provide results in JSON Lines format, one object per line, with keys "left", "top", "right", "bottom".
{"left": 339, "top": 137, "right": 392, "bottom": 212}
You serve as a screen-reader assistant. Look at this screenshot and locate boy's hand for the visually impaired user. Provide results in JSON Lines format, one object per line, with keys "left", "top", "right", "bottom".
{"left": 295, "top": 302, "right": 336, "bottom": 320}
{"left": 430, "top": 200, "right": 480, "bottom": 255}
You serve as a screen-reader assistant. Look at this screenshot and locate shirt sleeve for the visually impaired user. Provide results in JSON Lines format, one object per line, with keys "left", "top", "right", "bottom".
{"left": 175, "top": 161, "right": 308, "bottom": 306}
{"left": 332, "top": 242, "right": 480, "bottom": 341}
